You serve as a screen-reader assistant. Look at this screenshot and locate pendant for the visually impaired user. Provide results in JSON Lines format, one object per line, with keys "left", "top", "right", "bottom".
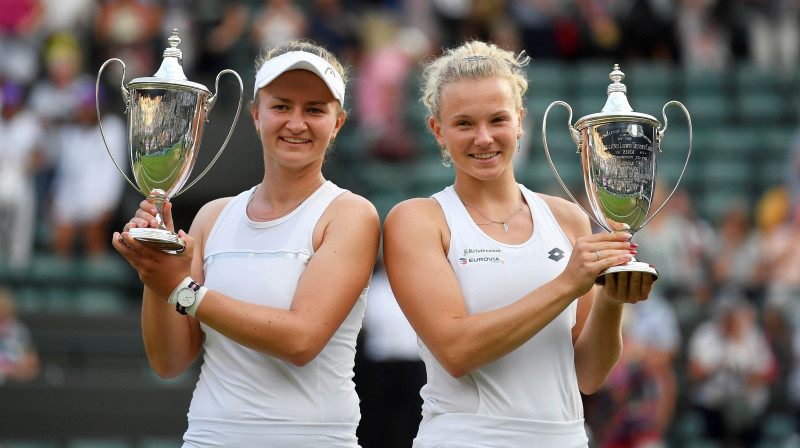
{"left": 502, "top": 222, "right": 509, "bottom": 232}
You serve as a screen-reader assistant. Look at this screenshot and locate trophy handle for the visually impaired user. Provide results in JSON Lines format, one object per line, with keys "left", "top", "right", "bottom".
{"left": 640, "top": 100, "right": 693, "bottom": 228}
{"left": 96, "top": 58, "right": 139, "bottom": 192}
{"left": 175, "top": 69, "right": 244, "bottom": 197}
{"left": 542, "top": 101, "right": 607, "bottom": 230}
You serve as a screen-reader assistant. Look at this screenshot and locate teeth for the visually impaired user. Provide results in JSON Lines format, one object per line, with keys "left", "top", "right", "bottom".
{"left": 283, "top": 137, "right": 309, "bottom": 144}
{"left": 472, "top": 152, "right": 497, "bottom": 159}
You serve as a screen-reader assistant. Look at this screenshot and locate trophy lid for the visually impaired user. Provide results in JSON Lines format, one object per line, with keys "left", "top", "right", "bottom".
{"left": 574, "top": 64, "right": 659, "bottom": 129}
{"left": 128, "top": 29, "right": 210, "bottom": 94}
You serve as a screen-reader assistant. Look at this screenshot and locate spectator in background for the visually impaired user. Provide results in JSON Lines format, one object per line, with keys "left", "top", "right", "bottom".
{"left": 0, "top": 0, "right": 44, "bottom": 85}
{"left": 357, "top": 256, "right": 425, "bottom": 448}
{"left": 589, "top": 292, "right": 680, "bottom": 448}
{"left": 756, "top": 203, "right": 800, "bottom": 331}
{"left": 50, "top": 80, "right": 126, "bottom": 258}
{"left": 355, "top": 21, "right": 431, "bottom": 161}
{"left": 613, "top": 0, "right": 678, "bottom": 61}
{"left": 194, "top": 0, "right": 251, "bottom": 77}
{"left": 93, "top": 0, "right": 163, "bottom": 79}
{"left": 0, "top": 81, "right": 44, "bottom": 274}
{"left": 0, "top": 288, "right": 39, "bottom": 384}
{"left": 708, "top": 199, "right": 761, "bottom": 294}
{"left": 29, "top": 32, "right": 90, "bottom": 127}
{"left": 687, "top": 292, "right": 776, "bottom": 447}
{"left": 675, "top": 0, "right": 731, "bottom": 72}
{"left": 29, "top": 32, "right": 92, "bottom": 215}
{"left": 306, "top": 0, "right": 360, "bottom": 64}
{"left": 37, "top": 0, "right": 96, "bottom": 44}
{"left": 251, "top": 0, "right": 307, "bottom": 53}
{"left": 634, "top": 185, "right": 713, "bottom": 313}
{"left": 739, "top": 0, "right": 800, "bottom": 77}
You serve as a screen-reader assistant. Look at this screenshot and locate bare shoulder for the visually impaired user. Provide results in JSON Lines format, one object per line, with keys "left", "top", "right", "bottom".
{"left": 384, "top": 197, "right": 444, "bottom": 232}
{"left": 190, "top": 197, "right": 235, "bottom": 236}
{"left": 327, "top": 191, "right": 380, "bottom": 224}
{"left": 535, "top": 192, "right": 590, "bottom": 241}
{"left": 314, "top": 191, "right": 380, "bottom": 252}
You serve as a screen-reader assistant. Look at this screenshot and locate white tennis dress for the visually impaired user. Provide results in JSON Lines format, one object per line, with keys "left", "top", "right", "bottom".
{"left": 412, "top": 185, "right": 588, "bottom": 448}
{"left": 182, "top": 181, "right": 366, "bottom": 447}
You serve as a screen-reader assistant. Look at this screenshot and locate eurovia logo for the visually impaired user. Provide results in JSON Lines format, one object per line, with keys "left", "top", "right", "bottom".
{"left": 459, "top": 248, "right": 504, "bottom": 266}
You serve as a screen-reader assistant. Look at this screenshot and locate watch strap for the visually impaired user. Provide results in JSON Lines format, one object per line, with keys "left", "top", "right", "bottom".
{"left": 169, "top": 276, "right": 208, "bottom": 317}
{"left": 176, "top": 281, "right": 207, "bottom": 317}
{"left": 167, "top": 276, "right": 193, "bottom": 305}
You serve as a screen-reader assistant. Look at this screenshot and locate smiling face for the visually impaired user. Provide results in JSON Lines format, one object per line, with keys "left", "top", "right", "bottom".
{"left": 431, "top": 76, "right": 523, "bottom": 181}
{"left": 251, "top": 69, "right": 345, "bottom": 171}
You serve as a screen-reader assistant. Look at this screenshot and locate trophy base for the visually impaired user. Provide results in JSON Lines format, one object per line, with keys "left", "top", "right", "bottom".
{"left": 595, "top": 261, "right": 659, "bottom": 285}
{"left": 128, "top": 227, "right": 185, "bottom": 252}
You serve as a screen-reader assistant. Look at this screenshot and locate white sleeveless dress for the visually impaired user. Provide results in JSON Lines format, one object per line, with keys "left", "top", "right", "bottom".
{"left": 182, "top": 181, "right": 366, "bottom": 447}
{"left": 412, "top": 184, "right": 588, "bottom": 448}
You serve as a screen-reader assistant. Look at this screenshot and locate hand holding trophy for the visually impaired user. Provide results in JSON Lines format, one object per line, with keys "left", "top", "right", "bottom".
{"left": 542, "top": 64, "right": 692, "bottom": 284}
{"left": 96, "top": 29, "right": 243, "bottom": 251}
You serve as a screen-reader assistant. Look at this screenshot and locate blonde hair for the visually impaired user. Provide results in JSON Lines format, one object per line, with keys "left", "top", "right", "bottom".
{"left": 253, "top": 40, "right": 349, "bottom": 115}
{"left": 421, "top": 40, "right": 530, "bottom": 120}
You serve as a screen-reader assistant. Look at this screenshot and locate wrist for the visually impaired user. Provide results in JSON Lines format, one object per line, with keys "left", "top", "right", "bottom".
{"left": 168, "top": 276, "right": 208, "bottom": 317}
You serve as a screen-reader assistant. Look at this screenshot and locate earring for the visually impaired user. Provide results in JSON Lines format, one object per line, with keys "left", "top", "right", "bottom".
{"left": 516, "top": 136, "right": 521, "bottom": 153}
{"left": 440, "top": 145, "right": 452, "bottom": 167}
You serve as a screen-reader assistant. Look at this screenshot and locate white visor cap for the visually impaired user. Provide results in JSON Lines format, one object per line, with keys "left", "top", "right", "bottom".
{"left": 253, "top": 51, "right": 345, "bottom": 107}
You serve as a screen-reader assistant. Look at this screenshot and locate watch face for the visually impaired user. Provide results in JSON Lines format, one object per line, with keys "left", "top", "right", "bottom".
{"left": 177, "top": 288, "right": 196, "bottom": 307}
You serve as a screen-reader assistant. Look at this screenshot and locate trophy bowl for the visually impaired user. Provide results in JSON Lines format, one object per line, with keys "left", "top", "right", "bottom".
{"left": 542, "top": 64, "right": 692, "bottom": 284}
{"left": 97, "top": 29, "right": 243, "bottom": 251}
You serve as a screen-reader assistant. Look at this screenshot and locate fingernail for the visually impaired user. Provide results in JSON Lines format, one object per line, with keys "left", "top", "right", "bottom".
{"left": 622, "top": 233, "right": 632, "bottom": 239}
{"left": 630, "top": 250, "right": 638, "bottom": 255}
{"left": 630, "top": 242, "right": 639, "bottom": 248}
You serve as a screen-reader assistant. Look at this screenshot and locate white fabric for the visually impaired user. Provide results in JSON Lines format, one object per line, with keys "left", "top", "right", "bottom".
{"left": 184, "top": 181, "right": 365, "bottom": 447}
{"left": 51, "top": 114, "right": 126, "bottom": 224}
{"left": 414, "top": 185, "right": 587, "bottom": 447}
{"left": 253, "top": 51, "right": 345, "bottom": 106}
{"left": 0, "top": 110, "right": 43, "bottom": 270}
{"left": 688, "top": 316, "right": 773, "bottom": 412}
{"left": 363, "top": 266, "right": 420, "bottom": 361}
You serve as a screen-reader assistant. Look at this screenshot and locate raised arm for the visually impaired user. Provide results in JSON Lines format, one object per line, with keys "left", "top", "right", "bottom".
{"left": 384, "top": 197, "right": 634, "bottom": 379}
{"left": 113, "top": 199, "right": 216, "bottom": 378}
{"left": 115, "top": 192, "right": 379, "bottom": 371}
{"left": 544, "top": 195, "right": 654, "bottom": 394}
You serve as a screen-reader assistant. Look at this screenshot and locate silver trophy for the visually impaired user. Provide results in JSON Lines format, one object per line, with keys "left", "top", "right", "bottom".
{"left": 542, "top": 64, "right": 692, "bottom": 284}
{"left": 96, "top": 29, "right": 243, "bottom": 251}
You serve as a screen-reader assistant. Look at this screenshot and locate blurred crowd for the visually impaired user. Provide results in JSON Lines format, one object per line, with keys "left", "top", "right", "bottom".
{"left": 2, "top": 0, "right": 800, "bottom": 447}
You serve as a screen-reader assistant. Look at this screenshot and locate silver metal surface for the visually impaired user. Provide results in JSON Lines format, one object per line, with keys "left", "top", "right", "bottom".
{"left": 541, "top": 64, "right": 693, "bottom": 283}
{"left": 96, "top": 28, "right": 243, "bottom": 252}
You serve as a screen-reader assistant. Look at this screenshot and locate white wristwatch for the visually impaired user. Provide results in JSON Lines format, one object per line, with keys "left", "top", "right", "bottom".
{"left": 168, "top": 276, "right": 207, "bottom": 316}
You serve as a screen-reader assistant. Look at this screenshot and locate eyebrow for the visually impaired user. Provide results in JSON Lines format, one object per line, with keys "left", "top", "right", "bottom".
{"left": 272, "top": 96, "right": 331, "bottom": 107}
{"left": 449, "top": 110, "right": 511, "bottom": 120}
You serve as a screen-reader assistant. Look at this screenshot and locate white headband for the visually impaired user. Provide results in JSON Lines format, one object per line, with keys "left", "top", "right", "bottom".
{"left": 253, "top": 51, "right": 345, "bottom": 107}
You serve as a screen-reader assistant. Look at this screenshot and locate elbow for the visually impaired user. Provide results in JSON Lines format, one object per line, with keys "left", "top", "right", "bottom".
{"left": 436, "top": 350, "right": 473, "bottom": 379}
{"left": 282, "top": 336, "right": 323, "bottom": 367}
{"left": 149, "top": 360, "right": 185, "bottom": 379}
{"left": 577, "top": 369, "right": 612, "bottom": 395}
{"left": 578, "top": 379, "right": 605, "bottom": 396}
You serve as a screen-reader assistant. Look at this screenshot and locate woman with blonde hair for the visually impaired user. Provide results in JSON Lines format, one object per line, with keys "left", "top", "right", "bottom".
{"left": 383, "top": 40, "right": 654, "bottom": 447}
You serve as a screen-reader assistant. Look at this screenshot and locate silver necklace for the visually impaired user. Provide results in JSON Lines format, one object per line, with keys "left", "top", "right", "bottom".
{"left": 248, "top": 176, "right": 324, "bottom": 221}
{"left": 460, "top": 192, "right": 524, "bottom": 233}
